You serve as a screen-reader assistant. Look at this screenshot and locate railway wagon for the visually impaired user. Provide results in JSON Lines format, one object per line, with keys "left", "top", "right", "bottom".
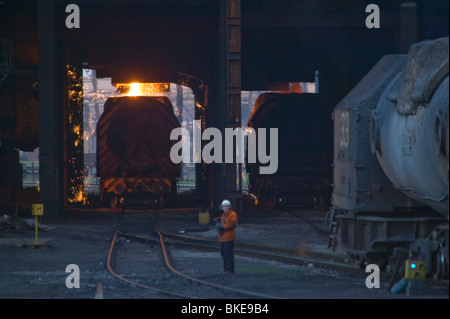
{"left": 246, "top": 92, "right": 333, "bottom": 208}
{"left": 97, "top": 95, "right": 181, "bottom": 208}
{"left": 330, "top": 37, "right": 448, "bottom": 278}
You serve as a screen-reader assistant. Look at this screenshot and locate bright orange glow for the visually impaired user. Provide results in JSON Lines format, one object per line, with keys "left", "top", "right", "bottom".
{"left": 116, "top": 82, "right": 170, "bottom": 96}
{"left": 128, "top": 82, "right": 142, "bottom": 96}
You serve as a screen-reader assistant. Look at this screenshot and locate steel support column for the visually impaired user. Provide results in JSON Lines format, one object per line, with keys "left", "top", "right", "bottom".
{"left": 224, "top": 0, "right": 242, "bottom": 214}
{"left": 38, "top": 0, "right": 63, "bottom": 217}
{"left": 210, "top": 0, "right": 242, "bottom": 214}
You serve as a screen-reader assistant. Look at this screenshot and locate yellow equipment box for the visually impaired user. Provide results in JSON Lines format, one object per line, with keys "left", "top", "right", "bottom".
{"left": 198, "top": 212, "right": 210, "bottom": 224}
{"left": 405, "top": 260, "right": 426, "bottom": 280}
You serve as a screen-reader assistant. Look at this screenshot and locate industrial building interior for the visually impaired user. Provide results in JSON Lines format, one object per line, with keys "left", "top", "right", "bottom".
{"left": 0, "top": 0, "right": 448, "bottom": 303}
{"left": 2, "top": 0, "right": 447, "bottom": 217}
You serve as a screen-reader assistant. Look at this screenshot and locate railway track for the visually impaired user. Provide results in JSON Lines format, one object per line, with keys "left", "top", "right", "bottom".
{"left": 106, "top": 227, "right": 193, "bottom": 299}
{"left": 106, "top": 214, "right": 282, "bottom": 299}
{"left": 157, "top": 229, "right": 356, "bottom": 271}
{"left": 104, "top": 209, "right": 368, "bottom": 299}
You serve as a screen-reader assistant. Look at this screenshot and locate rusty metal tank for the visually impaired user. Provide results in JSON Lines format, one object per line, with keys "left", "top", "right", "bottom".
{"left": 246, "top": 93, "right": 332, "bottom": 207}
{"left": 96, "top": 96, "right": 180, "bottom": 206}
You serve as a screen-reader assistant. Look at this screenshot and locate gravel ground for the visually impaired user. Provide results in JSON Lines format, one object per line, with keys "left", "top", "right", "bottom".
{"left": 0, "top": 205, "right": 447, "bottom": 304}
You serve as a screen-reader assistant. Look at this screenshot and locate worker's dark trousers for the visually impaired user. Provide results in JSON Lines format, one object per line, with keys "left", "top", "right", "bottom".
{"left": 220, "top": 241, "right": 235, "bottom": 273}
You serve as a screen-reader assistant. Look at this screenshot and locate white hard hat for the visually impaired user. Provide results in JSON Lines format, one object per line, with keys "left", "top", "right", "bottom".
{"left": 221, "top": 199, "right": 231, "bottom": 207}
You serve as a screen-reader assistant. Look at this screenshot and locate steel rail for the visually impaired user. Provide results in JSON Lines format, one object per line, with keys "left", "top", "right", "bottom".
{"left": 155, "top": 229, "right": 281, "bottom": 299}
{"left": 120, "top": 228, "right": 357, "bottom": 272}
{"left": 106, "top": 210, "right": 356, "bottom": 299}
{"left": 108, "top": 227, "right": 280, "bottom": 299}
{"left": 106, "top": 227, "right": 194, "bottom": 299}
{"left": 157, "top": 228, "right": 351, "bottom": 267}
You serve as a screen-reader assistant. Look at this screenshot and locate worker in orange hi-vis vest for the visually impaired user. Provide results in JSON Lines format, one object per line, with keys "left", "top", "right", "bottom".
{"left": 216, "top": 199, "right": 238, "bottom": 274}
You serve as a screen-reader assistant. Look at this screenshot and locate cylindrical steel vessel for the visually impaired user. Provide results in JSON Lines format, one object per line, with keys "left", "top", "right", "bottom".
{"left": 370, "top": 38, "right": 448, "bottom": 215}
{"left": 96, "top": 96, "right": 180, "bottom": 206}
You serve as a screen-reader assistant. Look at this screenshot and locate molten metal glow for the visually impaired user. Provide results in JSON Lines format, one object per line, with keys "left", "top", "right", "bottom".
{"left": 128, "top": 82, "right": 142, "bottom": 96}
{"left": 116, "top": 82, "right": 170, "bottom": 96}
